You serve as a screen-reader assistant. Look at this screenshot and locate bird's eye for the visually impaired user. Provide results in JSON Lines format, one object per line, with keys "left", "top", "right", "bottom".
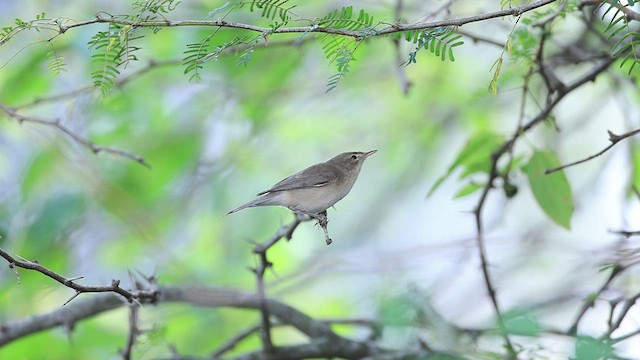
{"left": 351, "top": 154, "right": 358, "bottom": 160}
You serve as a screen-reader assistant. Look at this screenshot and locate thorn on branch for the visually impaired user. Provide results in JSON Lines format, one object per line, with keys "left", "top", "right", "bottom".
{"left": 62, "top": 291, "right": 82, "bottom": 307}
{"left": 608, "top": 130, "right": 621, "bottom": 142}
{"left": 610, "top": 229, "right": 640, "bottom": 238}
{"left": 8, "top": 263, "right": 21, "bottom": 283}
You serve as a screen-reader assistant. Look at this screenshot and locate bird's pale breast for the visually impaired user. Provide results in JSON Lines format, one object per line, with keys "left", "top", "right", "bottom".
{"left": 280, "top": 183, "right": 348, "bottom": 214}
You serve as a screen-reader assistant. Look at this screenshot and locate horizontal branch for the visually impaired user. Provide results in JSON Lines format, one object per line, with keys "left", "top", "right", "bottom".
{"left": 56, "top": 0, "right": 557, "bottom": 38}
{"left": 0, "top": 285, "right": 377, "bottom": 359}
{"left": 0, "top": 104, "right": 150, "bottom": 167}
{"left": 230, "top": 339, "right": 374, "bottom": 360}
{"left": 609, "top": 229, "right": 640, "bottom": 237}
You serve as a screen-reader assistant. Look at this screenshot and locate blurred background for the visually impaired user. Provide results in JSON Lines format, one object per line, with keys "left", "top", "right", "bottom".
{"left": 1, "top": 0, "right": 640, "bottom": 358}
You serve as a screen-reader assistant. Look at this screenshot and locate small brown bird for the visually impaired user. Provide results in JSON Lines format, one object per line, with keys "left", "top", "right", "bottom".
{"left": 227, "top": 150, "right": 377, "bottom": 244}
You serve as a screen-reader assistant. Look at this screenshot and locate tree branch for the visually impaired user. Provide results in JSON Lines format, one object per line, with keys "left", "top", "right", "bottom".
{"left": 0, "top": 285, "right": 377, "bottom": 359}
{"left": 609, "top": 229, "right": 640, "bottom": 237}
{"left": 545, "top": 128, "right": 640, "bottom": 174}
{"left": 567, "top": 264, "right": 625, "bottom": 335}
{"left": 471, "top": 56, "right": 616, "bottom": 357}
{"left": 0, "top": 104, "right": 151, "bottom": 168}
{"left": 392, "top": 0, "right": 412, "bottom": 95}
{"left": 251, "top": 213, "right": 306, "bottom": 354}
{"left": 120, "top": 304, "right": 140, "bottom": 360}
{"left": 0, "top": 248, "right": 159, "bottom": 304}
{"left": 211, "top": 323, "right": 262, "bottom": 358}
{"left": 48, "top": 1, "right": 558, "bottom": 39}
{"left": 605, "top": 289, "right": 640, "bottom": 337}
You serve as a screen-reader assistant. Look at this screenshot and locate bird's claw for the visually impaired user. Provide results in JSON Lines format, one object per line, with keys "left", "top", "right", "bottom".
{"left": 298, "top": 211, "right": 333, "bottom": 245}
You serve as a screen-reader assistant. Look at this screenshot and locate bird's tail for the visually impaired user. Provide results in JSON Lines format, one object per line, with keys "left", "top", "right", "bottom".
{"left": 226, "top": 193, "right": 279, "bottom": 215}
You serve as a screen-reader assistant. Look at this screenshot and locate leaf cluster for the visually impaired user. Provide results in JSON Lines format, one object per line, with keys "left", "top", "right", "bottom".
{"left": 317, "top": 6, "right": 377, "bottom": 91}
{"left": 402, "top": 28, "right": 463, "bottom": 65}
{"left": 184, "top": 1, "right": 296, "bottom": 82}
{"left": 599, "top": 0, "right": 640, "bottom": 75}
{"left": 238, "top": 0, "right": 296, "bottom": 22}
{"left": 132, "top": 0, "right": 183, "bottom": 34}
{"left": 428, "top": 132, "right": 574, "bottom": 229}
{"left": 0, "top": 12, "right": 47, "bottom": 45}
{"left": 88, "top": 23, "right": 142, "bottom": 95}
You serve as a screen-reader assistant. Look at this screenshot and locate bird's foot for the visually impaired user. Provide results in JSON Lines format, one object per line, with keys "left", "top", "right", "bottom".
{"left": 317, "top": 211, "right": 332, "bottom": 245}
{"left": 294, "top": 210, "right": 333, "bottom": 245}
{"left": 316, "top": 211, "right": 328, "bottom": 228}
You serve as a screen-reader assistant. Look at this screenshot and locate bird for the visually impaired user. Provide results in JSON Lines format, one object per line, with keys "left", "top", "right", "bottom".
{"left": 227, "top": 150, "right": 377, "bottom": 244}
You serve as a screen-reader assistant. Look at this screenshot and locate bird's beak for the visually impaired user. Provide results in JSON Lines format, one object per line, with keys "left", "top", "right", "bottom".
{"left": 364, "top": 150, "right": 377, "bottom": 158}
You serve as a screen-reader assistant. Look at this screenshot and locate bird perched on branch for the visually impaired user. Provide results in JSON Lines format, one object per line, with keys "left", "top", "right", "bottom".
{"left": 227, "top": 150, "right": 377, "bottom": 244}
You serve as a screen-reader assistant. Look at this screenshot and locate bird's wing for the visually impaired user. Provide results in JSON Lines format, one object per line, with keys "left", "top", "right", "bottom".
{"left": 256, "top": 163, "right": 337, "bottom": 195}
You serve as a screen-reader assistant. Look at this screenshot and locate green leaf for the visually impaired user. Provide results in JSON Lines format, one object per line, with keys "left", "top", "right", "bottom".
{"left": 503, "top": 309, "right": 542, "bottom": 336}
{"left": 522, "top": 151, "right": 573, "bottom": 229}
{"left": 631, "top": 144, "right": 640, "bottom": 191}
{"left": 428, "top": 132, "right": 504, "bottom": 197}
{"left": 453, "top": 182, "right": 484, "bottom": 199}
{"left": 574, "top": 336, "right": 615, "bottom": 360}
{"left": 378, "top": 295, "right": 416, "bottom": 327}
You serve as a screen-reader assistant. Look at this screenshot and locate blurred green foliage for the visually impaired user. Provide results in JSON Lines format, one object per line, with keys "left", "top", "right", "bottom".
{"left": 1, "top": 0, "right": 639, "bottom": 359}
{"left": 523, "top": 150, "right": 573, "bottom": 229}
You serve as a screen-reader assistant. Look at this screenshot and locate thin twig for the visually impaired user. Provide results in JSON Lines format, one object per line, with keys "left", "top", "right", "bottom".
{"left": 120, "top": 304, "right": 140, "bottom": 360}
{"left": 254, "top": 251, "right": 274, "bottom": 353}
{"left": 609, "top": 229, "right": 640, "bottom": 237}
{"left": 612, "top": 326, "right": 640, "bottom": 344}
{"left": 0, "top": 104, "right": 150, "bottom": 168}
{"left": 567, "top": 264, "right": 625, "bottom": 335}
{"left": 0, "top": 248, "right": 159, "bottom": 304}
{"left": 456, "top": 29, "right": 504, "bottom": 47}
{"left": 251, "top": 213, "right": 306, "bottom": 354}
{"left": 605, "top": 290, "right": 640, "bottom": 337}
{"left": 14, "top": 59, "right": 178, "bottom": 110}
{"left": 211, "top": 324, "right": 262, "bottom": 358}
{"left": 392, "top": 0, "right": 412, "bottom": 95}
{"left": 546, "top": 129, "right": 640, "bottom": 174}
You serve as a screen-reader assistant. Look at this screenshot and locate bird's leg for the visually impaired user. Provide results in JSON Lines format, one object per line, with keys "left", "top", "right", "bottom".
{"left": 292, "top": 210, "right": 332, "bottom": 245}
{"left": 317, "top": 211, "right": 332, "bottom": 245}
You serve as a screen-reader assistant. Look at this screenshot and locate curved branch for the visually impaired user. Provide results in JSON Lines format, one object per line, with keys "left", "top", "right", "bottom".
{"left": 0, "top": 104, "right": 150, "bottom": 167}
{"left": 0, "top": 248, "right": 158, "bottom": 304}
{"left": 51, "top": 0, "right": 558, "bottom": 38}
{"left": 0, "top": 285, "right": 375, "bottom": 358}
